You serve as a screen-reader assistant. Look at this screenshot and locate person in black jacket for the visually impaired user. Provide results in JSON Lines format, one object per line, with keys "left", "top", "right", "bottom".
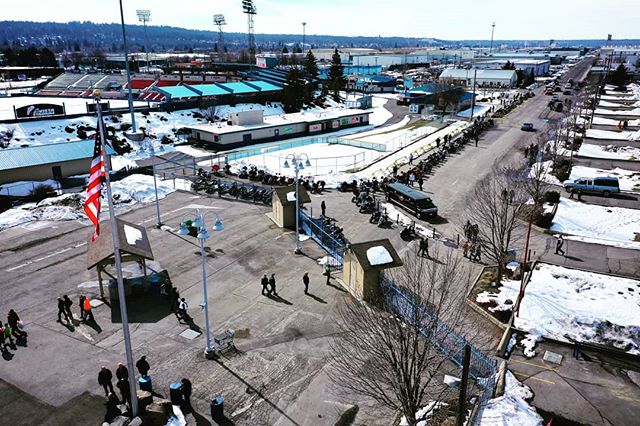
{"left": 303, "top": 272, "right": 310, "bottom": 294}
{"left": 98, "top": 366, "right": 115, "bottom": 396}
{"left": 260, "top": 274, "right": 269, "bottom": 296}
{"left": 269, "top": 274, "right": 278, "bottom": 297}
{"left": 136, "top": 356, "right": 150, "bottom": 377}
{"left": 181, "top": 378, "right": 192, "bottom": 409}
{"left": 115, "top": 363, "right": 128, "bottom": 381}
{"left": 63, "top": 295, "right": 74, "bottom": 321}
{"left": 57, "top": 297, "right": 69, "bottom": 323}
{"left": 117, "top": 378, "right": 131, "bottom": 408}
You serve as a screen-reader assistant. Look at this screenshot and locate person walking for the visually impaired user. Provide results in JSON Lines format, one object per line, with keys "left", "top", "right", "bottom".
{"left": 303, "top": 272, "right": 310, "bottom": 294}
{"left": 269, "top": 273, "right": 278, "bottom": 297}
{"left": 63, "top": 295, "right": 74, "bottom": 321}
{"left": 78, "top": 294, "right": 86, "bottom": 321}
{"left": 116, "top": 378, "right": 131, "bottom": 408}
{"left": 7, "top": 309, "right": 25, "bottom": 338}
{"left": 261, "top": 274, "right": 269, "bottom": 296}
{"left": 57, "top": 297, "right": 70, "bottom": 323}
{"left": 474, "top": 244, "right": 482, "bottom": 262}
{"left": 321, "top": 200, "right": 326, "bottom": 217}
{"left": 408, "top": 173, "right": 416, "bottom": 187}
{"left": 392, "top": 165, "right": 398, "bottom": 177}
{"left": 181, "top": 378, "right": 192, "bottom": 409}
{"left": 136, "top": 356, "right": 150, "bottom": 377}
{"left": 418, "top": 237, "right": 429, "bottom": 258}
{"left": 98, "top": 366, "right": 115, "bottom": 397}
{"left": 83, "top": 297, "right": 94, "bottom": 323}
{"left": 177, "top": 298, "right": 189, "bottom": 322}
{"left": 555, "top": 235, "right": 565, "bottom": 256}
{"left": 0, "top": 321, "right": 6, "bottom": 351}
{"left": 475, "top": 135, "right": 479, "bottom": 147}
{"left": 462, "top": 241, "right": 469, "bottom": 258}
{"left": 2, "top": 321, "right": 14, "bottom": 347}
{"left": 408, "top": 153, "right": 414, "bottom": 165}
{"left": 324, "top": 263, "right": 331, "bottom": 285}
{"left": 417, "top": 176, "right": 424, "bottom": 191}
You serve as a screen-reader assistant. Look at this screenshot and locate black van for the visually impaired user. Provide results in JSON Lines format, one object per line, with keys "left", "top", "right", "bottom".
{"left": 385, "top": 183, "right": 438, "bottom": 219}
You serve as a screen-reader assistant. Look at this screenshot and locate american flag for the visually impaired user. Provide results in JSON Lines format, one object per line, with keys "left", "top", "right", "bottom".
{"left": 83, "top": 134, "right": 105, "bottom": 241}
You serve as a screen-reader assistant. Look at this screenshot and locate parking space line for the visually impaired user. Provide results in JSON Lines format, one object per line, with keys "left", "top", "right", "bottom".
{"left": 512, "top": 371, "right": 556, "bottom": 385}
{"left": 510, "top": 359, "right": 559, "bottom": 372}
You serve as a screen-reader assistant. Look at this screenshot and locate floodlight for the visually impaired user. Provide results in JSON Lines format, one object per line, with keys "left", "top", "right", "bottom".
{"left": 213, "top": 217, "right": 224, "bottom": 232}
{"left": 214, "top": 14, "right": 226, "bottom": 25}
{"left": 136, "top": 10, "right": 151, "bottom": 22}
{"left": 178, "top": 222, "right": 190, "bottom": 235}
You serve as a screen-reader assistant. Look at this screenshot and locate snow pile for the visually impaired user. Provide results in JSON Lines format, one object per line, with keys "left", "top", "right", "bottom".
{"left": 286, "top": 192, "right": 297, "bottom": 202}
{"left": 585, "top": 129, "right": 639, "bottom": 141}
{"left": 366, "top": 245, "right": 393, "bottom": 266}
{"left": 0, "top": 193, "right": 84, "bottom": 231}
{"left": 399, "top": 401, "right": 447, "bottom": 426}
{"left": 569, "top": 165, "right": 640, "bottom": 192}
{"left": 478, "top": 371, "right": 542, "bottom": 426}
{"left": 551, "top": 198, "right": 640, "bottom": 249}
{"left": 521, "top": 332, "right": 543, "bottom": 358}
{"left": 0, "top": 179, "right": 61, "bottom": 197}
{"left": 516, "top": 263, "right": 640, "bottom": 354}
{"left": 0, "top": 208, "right": 38, "bottom": 231}
{"left": 317, "top": 255, "right": 339, "bottom": 265}
{"left": 591, "top": 116, "right": 640, "bottom": 126}
{"left": 476, "top": 279, "right": 520, "bottom": 313}
{"left": 578, "top": 143, "right": 640, "bottom": 160}
{"left": 527, "top": 161, "right": 561, "bottom": 185}
{"left": 594, "top": 107, "right": 640, "bottom": 117}
{"left": 110, "top": 174, "right": 176, "bottom": 205}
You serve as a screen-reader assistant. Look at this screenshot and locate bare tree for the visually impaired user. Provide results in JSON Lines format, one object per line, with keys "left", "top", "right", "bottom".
{"left": 523, "top": 133, "right": 551, "bottom": 207}
{"left": 203, "top": 104, "right": 219, "bottom": 123}
{"left": 463, "top": 166, "right": 526, "bottom": 285}
{"left": 329, "top": 247, "right": 476, "bottom": 426}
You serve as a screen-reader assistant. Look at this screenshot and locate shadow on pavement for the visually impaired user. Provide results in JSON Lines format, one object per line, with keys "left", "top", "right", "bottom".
{"left": 267, "top": 294, "right": 293, "bottom": 305}
{"left": 305, "top": 292, "right": 327, "bottom": 304}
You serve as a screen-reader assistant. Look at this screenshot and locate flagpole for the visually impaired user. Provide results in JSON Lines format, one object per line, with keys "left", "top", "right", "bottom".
{"left": 95, "top": 91, "right": 139, "bottom": 417}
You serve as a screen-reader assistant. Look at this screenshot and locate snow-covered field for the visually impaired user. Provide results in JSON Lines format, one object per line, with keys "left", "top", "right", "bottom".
{"left": 0, "top": 95, "right": 152, "bottom": 121}
{"left": 598, "top": 100, "right": 640, "bottom": 108}
{"left": 577, "top": 143, "right": 640, "bottom": 160}
{"left": 592, "top": 116, "right": 640, "bottom": 127}
{"left": 585, "top": 128, "right": 640, "bottom": 141}
{"left": 477, "top": 263, "right": 640, "bottom": 354}
{"left": 550, "top": 198, "right": 640, "bottom": 249}
{"left": 478, "top": 371, "right": 542, "bottom": 426}
{"left": 569, "top": 165, "right": 640, "bottom": 192}
{"left": 0, "top": 174, "right": 186, "bottom": 232}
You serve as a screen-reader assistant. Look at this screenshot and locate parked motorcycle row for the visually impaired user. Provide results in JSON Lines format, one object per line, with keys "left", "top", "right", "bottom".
{"left": 318, "top": 216, "right": 347, "bottom": 245}
{"left": 191, "top": 169, "right": 273, "bottom": 205}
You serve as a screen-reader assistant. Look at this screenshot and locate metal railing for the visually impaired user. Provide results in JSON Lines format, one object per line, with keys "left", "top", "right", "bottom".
{"left": 299, "top": 210, "right": 348, "bottom": 271}
{"left": 379, "top": 275, "right": 497, "bottom": 418}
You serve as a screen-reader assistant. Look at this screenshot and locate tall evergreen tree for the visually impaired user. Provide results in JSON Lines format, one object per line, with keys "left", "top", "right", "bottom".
{"left": 303, "top": 50, "right": 319, "bottom": 79}
{"left": 502, "top": 60, "right": 515, "bottom": 70}
{"left": 327, "top": 48, "right": 346, "bottom": 102}
{"left": 609, "top": 64, "right": 629, "bottom": 87}
{"left": 282, "top": 68, "right": 306, "bottom": 113}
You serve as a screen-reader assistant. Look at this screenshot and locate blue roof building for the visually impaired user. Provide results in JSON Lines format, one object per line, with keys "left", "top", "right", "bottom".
{"left": 0, "top": 140, "right": 116, "bottom": 184}
{"left": 155, "top": 80, "right": 283, "bottom": 102}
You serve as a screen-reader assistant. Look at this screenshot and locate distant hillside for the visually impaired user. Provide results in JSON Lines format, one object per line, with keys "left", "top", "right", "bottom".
{"left": 0, "top": 21, "right": 635, "bottom": 54}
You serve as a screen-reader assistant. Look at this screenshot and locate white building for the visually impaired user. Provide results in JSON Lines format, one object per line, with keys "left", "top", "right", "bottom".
{"left": 439, "top": 68, "right": 517, "bottom": 88}
{"left": 474, "top": 59, "right": 550, "bottom": 76}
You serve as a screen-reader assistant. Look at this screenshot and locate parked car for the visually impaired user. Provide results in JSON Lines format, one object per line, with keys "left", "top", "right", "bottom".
{"left": 563, "top": 177, "right": 620, "bottom": 197}
{"left": 385, "top": 183, "right": 438, "bottom": 219}
{"left": 521, "top": 122, "right": 535, "bottom": 131}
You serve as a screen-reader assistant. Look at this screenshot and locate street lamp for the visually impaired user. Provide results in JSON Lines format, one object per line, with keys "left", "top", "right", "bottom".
{"left": 283, "top": 153, "right": 311, "bottom": 255}
{"left": 178, "top": 209, "right": 224, "bottom": 356}
{"left": 136, "top": 10, "right": 151, "bottom": 72}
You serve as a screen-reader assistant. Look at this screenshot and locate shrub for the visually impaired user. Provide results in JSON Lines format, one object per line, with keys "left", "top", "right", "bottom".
{"left": 29, "top": 184, "right": 57, "bottom": 201}
{"left": 534, "top": 212, "right": 554, "bottom": 228}
{"left": 551, "top": 158, "right": 572, "bottom": 182}
{"left": 544, "top": 190, "right": 560, "bottom": 204}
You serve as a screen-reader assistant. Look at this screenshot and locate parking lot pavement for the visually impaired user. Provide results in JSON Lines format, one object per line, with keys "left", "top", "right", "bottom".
{"left": 509, "top": 341, "right": 640, "bottom": 426}
{"left": 539, "top": 238, "right": 640, "bottom": 279}
{"left": 0, "top": 191, "right": 400, "bottom": 425}
{"left": 573, "top": 156, "right": 640, "bottom": 173}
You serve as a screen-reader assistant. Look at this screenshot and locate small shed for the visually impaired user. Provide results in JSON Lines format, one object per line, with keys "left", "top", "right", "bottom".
{"left": 342, "top": 239, "right": 403, "bottom": 302}
{"left": 87, "top": 218, "right": 154, "bottom": 299}
{"left": 271, "top": 185, "right": 311, "bottom": 229}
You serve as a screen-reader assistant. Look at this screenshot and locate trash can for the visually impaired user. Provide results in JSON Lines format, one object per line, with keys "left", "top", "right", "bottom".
{"left": 139, "top": 375, "right": 152, "bottom": 392}
{"left": 210, "top": 395, "right": 224, "bottom": 419}
{"left": 169, "top": 382, "right": 183, "bottom": 405}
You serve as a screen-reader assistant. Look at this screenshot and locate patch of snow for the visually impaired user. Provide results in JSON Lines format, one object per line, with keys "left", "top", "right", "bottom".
{"left": 399, "top": 401, "right": 447, "bottom": 426}
{"left": 286, "top": 191, "right": 296, "bottom": 202}
{"left": 505, "top": 333, "right": 517, "bottom": 357}
{"left": 366, "top": 245, "right": 393, "bottom": 266}
{"left": 528, "top": 161, "right": 561, "bottom": 185}
{"left": 124, "top": 224, "right": 143, "bottom": 245}
{"left": 110, "top": 174, "right": 176, "bottom": 205}
{"left": 476, "top": 279, "right": 520, "bottom": 312}
{"left": 550, "top": 198, "right": 640, "bottom": 249}
{"left": 594, "top": 107, "right": 640, "bottom": 117}
{"left": 592, "top": 116, "right": 640, "bottom": 127}
{"left": 298, "top": 234, "right": 310, "bottom": 242}
{"left": 521, "top": 332, "right": 543, "bottom": 358}
{"left": 479, "top": 392, "right": 542, "bottom": 425}
{"left": 585, "top": 128, "right": 639, "bottom": 141}
{"left": 578, "top": 143, "right": 640, "bottom": 160}
{"left": 0, "top": 208, "right": 37, "bottom": 231}
{"left": 504, "top": 370, "right": 534, "bottom": 401}
{"left": 317, "top": 255, "right": 339, "bottom": 265}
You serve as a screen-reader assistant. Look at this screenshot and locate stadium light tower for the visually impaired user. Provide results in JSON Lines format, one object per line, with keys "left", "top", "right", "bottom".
{"left": 136, "top": 9, "right": 151, "bottom": 71}
{"left": 241, "top": 0, "right": 257, "bottom": 61}
{"left": 119, "top": 0, "right": 137, "bottom": 133}
{"left": 213, "top": 14, "right": 227, "bottom": 54}
{"left": 489, "top": 22, "right": 496, "bottom": 54}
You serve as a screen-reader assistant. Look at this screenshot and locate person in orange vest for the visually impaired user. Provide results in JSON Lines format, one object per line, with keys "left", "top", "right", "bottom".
{"left": 83, "top": 297, "right": 94, "bottom": 322}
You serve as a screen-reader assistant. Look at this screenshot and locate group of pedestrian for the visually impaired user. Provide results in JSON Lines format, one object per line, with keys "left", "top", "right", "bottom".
{"left": 462, "top": 220, "right": 482, "bottom": 262}
{"left": 160, "top": 281, "right": 190, "bottom": 324}
{"left": 0, "top": 309, "right": 27, "bottom": 352}
{"left": 417, "top": 237, "right": 430, "bottom": 258}
{"left": 56, "top": 294, "right": 75, "bottom": 323}
{"left": 260, "top": 273, "right": 278, "bottom": 297}
{"left": 98, "top": 356, "right": 151, "bottom": 410}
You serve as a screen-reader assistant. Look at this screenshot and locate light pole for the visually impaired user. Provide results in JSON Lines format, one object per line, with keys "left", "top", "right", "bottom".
{"left": 136, "top": 10, "right": 151, "bottom": 72}
{"left": 178, "top": 209, "right": 224, "bottom": 356}
{"left": 118, "top": 0, "right": 137, "bottom": 133}
{"left": 283, "top": 153, "right": 311, "bottom": 255}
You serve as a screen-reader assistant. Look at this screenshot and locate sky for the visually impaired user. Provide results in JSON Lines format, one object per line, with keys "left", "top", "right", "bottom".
{"left": 3, "top": 0, "right": 640, "bottom": 40}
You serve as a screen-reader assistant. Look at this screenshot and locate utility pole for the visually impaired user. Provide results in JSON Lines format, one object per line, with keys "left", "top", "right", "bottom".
{"left": 456, "top": 345, "right": 472, "bottom": 426}
{"left": 302, "top": 22, "right": 307, "bottom": 53}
